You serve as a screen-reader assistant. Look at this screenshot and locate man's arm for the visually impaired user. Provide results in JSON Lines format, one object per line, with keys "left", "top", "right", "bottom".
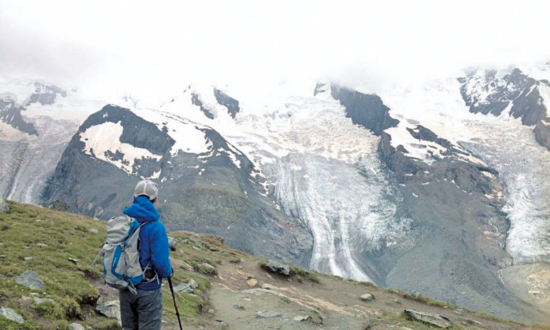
{"left": 149, "top": 222, "right": 173, "bottom": 279}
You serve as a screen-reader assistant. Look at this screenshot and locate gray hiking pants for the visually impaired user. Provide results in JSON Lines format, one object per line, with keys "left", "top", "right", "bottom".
{"left": 119, "top": 288, "right": 163, "bottom": 330}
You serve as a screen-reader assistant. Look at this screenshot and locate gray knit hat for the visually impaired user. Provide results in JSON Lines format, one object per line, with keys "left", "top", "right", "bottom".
{"left": 134, "top": 179, "right": 159, "bottom": 201}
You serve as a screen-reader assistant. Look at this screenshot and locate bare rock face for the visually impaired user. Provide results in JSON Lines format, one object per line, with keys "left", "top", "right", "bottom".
{"left": 459, "top": 68, "right": 550, "bottom": 150}
{"left": 404, "top": 309, "right": 451, "bottom": 329}
{"left": 535, "top": 117, "right": 550, "bottom": 151}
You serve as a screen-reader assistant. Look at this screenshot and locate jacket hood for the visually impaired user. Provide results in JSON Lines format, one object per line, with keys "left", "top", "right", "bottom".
{"left": 123, "top": 195, "right": 160, "bottom": 223}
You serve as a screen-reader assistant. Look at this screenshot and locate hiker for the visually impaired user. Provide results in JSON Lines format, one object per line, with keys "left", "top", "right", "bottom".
{"left": 119, "top": 179, "right": 173, "bottom": 330}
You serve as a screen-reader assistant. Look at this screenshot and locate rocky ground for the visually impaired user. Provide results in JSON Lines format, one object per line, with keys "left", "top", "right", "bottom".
{"left": 1, "top": 200, "right": 550, "bottom": 329}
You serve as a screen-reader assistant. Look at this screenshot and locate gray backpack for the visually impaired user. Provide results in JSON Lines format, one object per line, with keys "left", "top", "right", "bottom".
{"left": 101, "top": 215, "right": 145, "bottom": 293}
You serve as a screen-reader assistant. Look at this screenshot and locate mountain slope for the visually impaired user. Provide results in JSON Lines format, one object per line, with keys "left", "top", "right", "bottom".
{"left": 2, "top": 201, "right": 550, "bottom": 329}
{"left": 43, "top": 104, "right": 313, "bottom": 266}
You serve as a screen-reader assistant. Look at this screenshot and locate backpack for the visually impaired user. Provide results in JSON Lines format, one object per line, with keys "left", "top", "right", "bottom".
{"left": 100, "top": 215, "right": 145, "bottom": 293}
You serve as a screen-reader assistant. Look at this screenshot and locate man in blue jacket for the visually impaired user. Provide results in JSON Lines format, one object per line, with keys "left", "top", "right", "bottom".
{"left": 119, "top": 179, "right": 173, "bottom": 330}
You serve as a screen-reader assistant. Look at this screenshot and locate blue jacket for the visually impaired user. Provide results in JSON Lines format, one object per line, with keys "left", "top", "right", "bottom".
{"left": 123, "top": 196, "right": 172, "bottom": 291}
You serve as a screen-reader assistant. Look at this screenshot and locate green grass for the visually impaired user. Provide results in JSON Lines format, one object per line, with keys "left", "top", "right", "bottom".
{"left": 401, "top": 292, "right": 458, "bottom": 309}
{"left": 0, "top": 202, "right": 238, "bottom": 329}
{"left": 0, "top": 202, "right": 104, "bottom": 329}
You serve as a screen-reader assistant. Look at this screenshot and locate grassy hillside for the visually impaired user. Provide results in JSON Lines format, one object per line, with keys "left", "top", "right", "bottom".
{"left": 1, "top": 201, "right": 549, "bottom": 329}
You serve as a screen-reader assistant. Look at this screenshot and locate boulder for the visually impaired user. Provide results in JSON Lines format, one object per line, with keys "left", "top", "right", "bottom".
{"left": 0, "top": 306, "right": 24, "bottom": 324}
{"left": 96, "top": 300, "right": 121, "bottom": 325}
{"left": 197, "top": 263, "right": 217, "bottom": 276}
{"left": 360, "top": 293, "right": 375, "bottom": 302}
{"left": 294, "top": 315, "right": 312, "bottom": 322}
{"left": 404, "top": 309, "right": 451, "bottom": 329}
{"left": 256, "top": 311, "right": 282, "bottom": 319}
{"left": 261, "top": 261, "right": 291, "bottom": 276}
{"left": 69, "top": 323, "right": 85, "bottom": 330}
{"left": 16, "top": 271, "right": 46, "bottom": 290}
{"left": 168, "top": 237, "right": 178, "bottom": 251}
{"left": 0, "top": 198, "right": 8, "bottom": 213}
{"left": 174, "top": 279, "right": 199, "bottom": 294}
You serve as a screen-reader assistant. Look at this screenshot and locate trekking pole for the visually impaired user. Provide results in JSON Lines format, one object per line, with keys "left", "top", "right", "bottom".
{"left": 168, "top": 277, "right": 183, "bottom": 330}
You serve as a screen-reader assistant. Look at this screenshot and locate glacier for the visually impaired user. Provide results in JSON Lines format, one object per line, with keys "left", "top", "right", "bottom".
{"left": 378, "top": 75, "right": 550, "bottom": 266}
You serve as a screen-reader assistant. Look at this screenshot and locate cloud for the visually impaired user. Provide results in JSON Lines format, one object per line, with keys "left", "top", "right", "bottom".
{"left": 1, "top": 0, "right": 549, "bottom": 102}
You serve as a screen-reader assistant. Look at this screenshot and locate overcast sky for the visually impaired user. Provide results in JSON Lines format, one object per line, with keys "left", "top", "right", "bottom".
{"left": 1, "top": 0, "right": 549, "bottom": 102}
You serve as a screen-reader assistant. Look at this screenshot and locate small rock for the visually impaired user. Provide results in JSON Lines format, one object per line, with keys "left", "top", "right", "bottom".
{"left": 0, "top": 197, "right": 9, "bottom": 213}
{"left": 88, "top": 228, "right": 99, "bottom": 234}
{"left": 174, "top": 279, "right": 199, "bottom": 293}
{"left": 181, "top": 261, "right": 194, "bottom": 272}
{"left": 404, "top": 309, "right": 451, "bottom": 329}
{"left": 232, "top": 304, "right": 245, "bottom": 310}
{"left": 208, "top": 308, "right": 215, "bottom": 314}
{"left": 261, "top": 283, "right": 275, "bottom": 290}
{"left": 454, "top": 309, "right": 464, "bottom": 315}
{"left": 0, "top": 255, "right": 6, "bottom": 259}
{"left": 68, "top": 258, "right": 78, "bottom": 264}
{"left": 69, "top": 323, "right": 86, "bottom": 330}
{"left": 16, "top": 271, "right": 46, "bottom": 290}
{"left": 360, "top": 293, "right": 375, "bottom": 302}
{"left": 45, "top": 200, "right": 69, "bottom": 212}
{"left": 294, "top": 315, "right": 311, "bottom": 322}
{"left": 168, "top": 237, "right": 178, "bottom": 251}
{"left": 246, "top": 278, "right": 258, "bottom": 287}
{"left": 33, "top": 297, "right": 55, "bottom": 305}
{"left": 197, "top": 263, "right": 217, "bottom": 276}
{"left": 261, "top": 261, "right": 291, "bottom": 276}
{"left": 36, "top": 243, "right": 48, "bottom": 248}
{"left": 96, "top": 300, "right": 121, "bottom": 325}
{"left": 216, "top": 319, "right": 229, "bottom": 327}
{"left": 256, "top": 311, "right": 282, "bottom": 319}
{"left": 0, "top": 306, "right": 24, "bottom": 324}
{"left": 24, "top": 257, "right": 34, "bottom": 261}
{"left": 462, "top": 319, "right": 484, "bottom": 327}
